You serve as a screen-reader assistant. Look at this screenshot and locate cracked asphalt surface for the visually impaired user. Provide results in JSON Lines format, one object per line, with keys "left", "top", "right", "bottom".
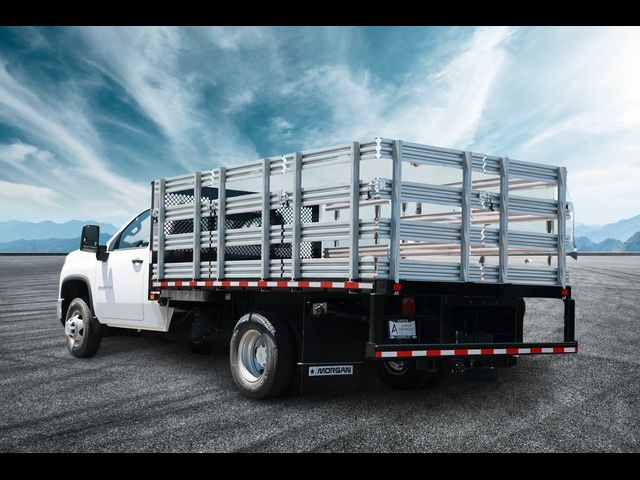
{"left": 0, "top": 255, "right": 639, "bottom": 452}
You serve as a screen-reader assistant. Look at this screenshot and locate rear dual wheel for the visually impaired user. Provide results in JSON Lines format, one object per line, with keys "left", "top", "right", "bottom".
{"left": 229, "top": 312, "right": 295, "bottom": 399}
{"left": 375, "top": 359, "right": 448, "bottom": 390}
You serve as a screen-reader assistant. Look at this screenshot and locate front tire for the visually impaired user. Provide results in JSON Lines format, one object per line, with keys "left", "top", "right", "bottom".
{"left": 229, "top": 312, "right": 295, "bottom": 399}
{"left": 375, "top": 359, "right": 435, "bottom": 390}
{"left": 64, "top": 297, "right": 101, "bottom": 358}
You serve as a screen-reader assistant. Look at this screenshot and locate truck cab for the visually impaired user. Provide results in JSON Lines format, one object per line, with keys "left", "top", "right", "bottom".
{"left": 58, "top": 210, "right": 173, "bottom": 353}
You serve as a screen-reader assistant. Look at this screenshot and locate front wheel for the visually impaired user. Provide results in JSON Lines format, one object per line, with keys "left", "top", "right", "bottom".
{"left": 229, "top": 312, "right": 295, "bottom": 399}
{"left": 375, "top": 359, "right": 436, "bottom": 390}
{"left": 64, "top": 297, "right": 101, "bottom": 358}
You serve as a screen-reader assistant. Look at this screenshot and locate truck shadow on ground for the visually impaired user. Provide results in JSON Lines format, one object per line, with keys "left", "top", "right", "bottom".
{"left": 95, "top": 328, "right": 528, "bottom": 404}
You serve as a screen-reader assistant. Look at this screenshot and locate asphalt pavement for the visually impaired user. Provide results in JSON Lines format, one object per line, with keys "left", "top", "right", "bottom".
{"left": 0, "top": 255, "right": 638, "bottom": 452}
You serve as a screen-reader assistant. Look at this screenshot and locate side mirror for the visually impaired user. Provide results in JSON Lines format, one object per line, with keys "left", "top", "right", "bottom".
{"left": 80, "top": 225, "right": 100, "bottom": 252}
{"left": 80, "top": 225, "right": 109, "bottom": 261}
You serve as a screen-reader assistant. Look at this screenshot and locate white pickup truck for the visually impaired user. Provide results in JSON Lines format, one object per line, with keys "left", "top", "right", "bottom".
{"left": 58, "top": 137, "right": 577, "bottom": 398}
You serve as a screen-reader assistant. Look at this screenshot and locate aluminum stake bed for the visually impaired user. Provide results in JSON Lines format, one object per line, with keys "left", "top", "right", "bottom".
{"left": 58, "top": 137, "right": 577, "bottom": 398}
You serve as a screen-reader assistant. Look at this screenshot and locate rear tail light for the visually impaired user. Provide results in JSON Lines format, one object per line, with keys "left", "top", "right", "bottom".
{"left": 401, "top": 296, "right": 416, "bottom": 315}
{"left": 148, "top": 290, "right": 160, "bottom": 301}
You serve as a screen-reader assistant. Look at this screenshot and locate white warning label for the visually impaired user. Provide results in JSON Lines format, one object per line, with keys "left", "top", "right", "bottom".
{"left": 388, "top": 319, "right": 417, "bottom": 339}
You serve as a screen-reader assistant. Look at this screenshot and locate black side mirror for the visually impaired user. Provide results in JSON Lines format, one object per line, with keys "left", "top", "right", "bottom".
{"left": 80, "top": 225, "right": 109, "bottom": 261}
{"left": 80, "top": 225, "right": 100, "bottom": 252}
{"left": 96, "top": 244, "right": 109, "bottom": 262}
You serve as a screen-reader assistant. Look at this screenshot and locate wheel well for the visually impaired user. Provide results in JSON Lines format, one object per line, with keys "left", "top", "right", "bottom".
{"left": 229, "top": 309, "right": 302, "bottom": 362}
{"left": 250, "top": 310, "right": 302, "bottom": 363}
{"left": 60, "top": 279, "right": 92, "bottom": 325}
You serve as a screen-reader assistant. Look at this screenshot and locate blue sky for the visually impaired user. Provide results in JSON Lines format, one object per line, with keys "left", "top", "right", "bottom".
{"left": 0, "top": 26, "right": 638, "bottom": 227}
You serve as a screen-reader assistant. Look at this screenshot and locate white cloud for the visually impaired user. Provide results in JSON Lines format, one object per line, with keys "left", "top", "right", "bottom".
{"left": 0, "top": 179, "right": 59, "bottom": 206}
{"left": 281, "top": 27, "right": 513, "bottom": 149}
{"left": 276, "top": 26, "right": 638, "bottom": 225}
{"left": 518, "top": 117, "right": 581, "bottom": 151}
{"left": 383, "top": 26, "right": 512, "bottom": 147}
{"left": 272, "top": 117, "right": 292, "bottom": 130}
{"left": 267, "top": 116, "right": 295, "bottom": 142}
{"left": 223, "top": 90, "right": 256, "bottom": 114}
{"left": 80, "top": 27, "right": 260, "bottom": 169}
{"left": 0, "top": 26, "right": 637, "bottom": 227}
{"left": 0, "top": 27, "right": 275, "bottom": 224}
{"left": 0, "top": 142, "right": 54, "bottom": 165}
{"left": 497, "top": 27, "right": 640, "bottom": 224}
{"left": 569, "top": 162, "right": 640, "bottom": 225}
{"left": 0, "top": 60, "right": 149, "bottom": 222}
{"left": 0, "top": 64, "right": 147, "bottom": 202}
{"left": 206, "top": 27, "right": 270, "bottom": 51}
{"left": 279, "top": 65, "right": 387, "bottom": 147}
{"left": 516, "top": 29, "right": 640, "bottom": 148}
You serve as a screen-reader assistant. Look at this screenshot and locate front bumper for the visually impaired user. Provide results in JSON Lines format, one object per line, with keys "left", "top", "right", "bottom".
{"left": 56, "top": 298, "right": 63, "bottom": 323}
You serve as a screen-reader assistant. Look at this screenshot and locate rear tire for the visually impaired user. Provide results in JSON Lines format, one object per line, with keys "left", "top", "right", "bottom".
{"left": 64, "top": 297, "right": 101, "bottom": 358}
{"left": 229, "top": 312, "right": 295, "bottom": 399}
{"left": 375, "top": 359, "right": 435, "bottom": 390}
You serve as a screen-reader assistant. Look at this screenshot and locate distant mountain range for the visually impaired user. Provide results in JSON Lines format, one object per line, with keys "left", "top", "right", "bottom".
{"left": 575, "top": 237, "right": 623, "bottom": 252}
{"left": 0, "top": 219, "right": 117, "bottom": 253}
{"left": 575, "top": 214, "right": 640, "bottom": 242}
{"left": 0, "top": 219, "right": 117, "bottom": 243}
{"left": 0, "top": 233, "right": 113, "bottom": 253}
{"left": 622, "top": 232, "right": 640, "bottom": 252}
{"left": 573, "top": 214, "right": 640, "bottom": 252}
{"left": 576, "top": 232, "right": 640, "bottom": 253}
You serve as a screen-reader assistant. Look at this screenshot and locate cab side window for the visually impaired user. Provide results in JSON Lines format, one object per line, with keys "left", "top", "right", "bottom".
{"left": 115, "top": 211, "right": 150, "bottom": 250}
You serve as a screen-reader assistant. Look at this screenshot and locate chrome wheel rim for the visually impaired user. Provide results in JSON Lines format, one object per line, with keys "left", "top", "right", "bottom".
{"left": 65, "top": 310, "right": 85, "bottom": 350}
{"left": 237, "top": 329, "right": 267, "bottom": 383}
{"left": 384, "top": 360, "right": 409, "bottom": 376}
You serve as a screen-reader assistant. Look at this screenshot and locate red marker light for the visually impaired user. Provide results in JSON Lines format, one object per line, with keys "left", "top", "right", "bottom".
{"left": 393, "top": 283, "right": 402, "bottom": 292}
{"left": 560, "top": 288, "right": 569, "bottom": 297}
{"left": 401, "top": 296, "right": 416, "bottom": 315}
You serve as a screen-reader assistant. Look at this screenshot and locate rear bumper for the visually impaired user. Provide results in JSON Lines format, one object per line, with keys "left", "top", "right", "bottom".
{"left": 367, "top": 341, "right": 578, "bottom": 359}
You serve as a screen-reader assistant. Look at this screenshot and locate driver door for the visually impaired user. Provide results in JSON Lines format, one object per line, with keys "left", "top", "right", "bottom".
{"left": 95, "top": 211, "right": 150, "bottom": 326}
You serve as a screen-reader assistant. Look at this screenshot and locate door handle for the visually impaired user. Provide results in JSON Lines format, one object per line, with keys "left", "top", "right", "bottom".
{"left": 132, "top": 258, "right": 144, "bottom": 264}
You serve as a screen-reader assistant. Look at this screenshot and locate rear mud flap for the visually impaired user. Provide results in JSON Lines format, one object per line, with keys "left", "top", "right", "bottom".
{"left": 299, "top": 362, "right": 361, "bottom": 393}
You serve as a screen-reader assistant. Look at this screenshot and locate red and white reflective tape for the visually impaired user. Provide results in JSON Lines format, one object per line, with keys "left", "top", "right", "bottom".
{"left": 374, "top": 346, "right": 577, "bottom": 358}
{"left": 153, "top": 280, "right": 374, "bottom": 290}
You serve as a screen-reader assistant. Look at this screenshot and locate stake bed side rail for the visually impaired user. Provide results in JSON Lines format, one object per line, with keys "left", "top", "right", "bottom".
{"left": 150, "top": 137, "right": 573, "bottom": 289}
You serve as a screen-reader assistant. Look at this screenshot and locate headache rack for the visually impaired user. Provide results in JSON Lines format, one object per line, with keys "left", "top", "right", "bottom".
{"left": 150, "top": 137, "right": 572, "bottom": 289}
